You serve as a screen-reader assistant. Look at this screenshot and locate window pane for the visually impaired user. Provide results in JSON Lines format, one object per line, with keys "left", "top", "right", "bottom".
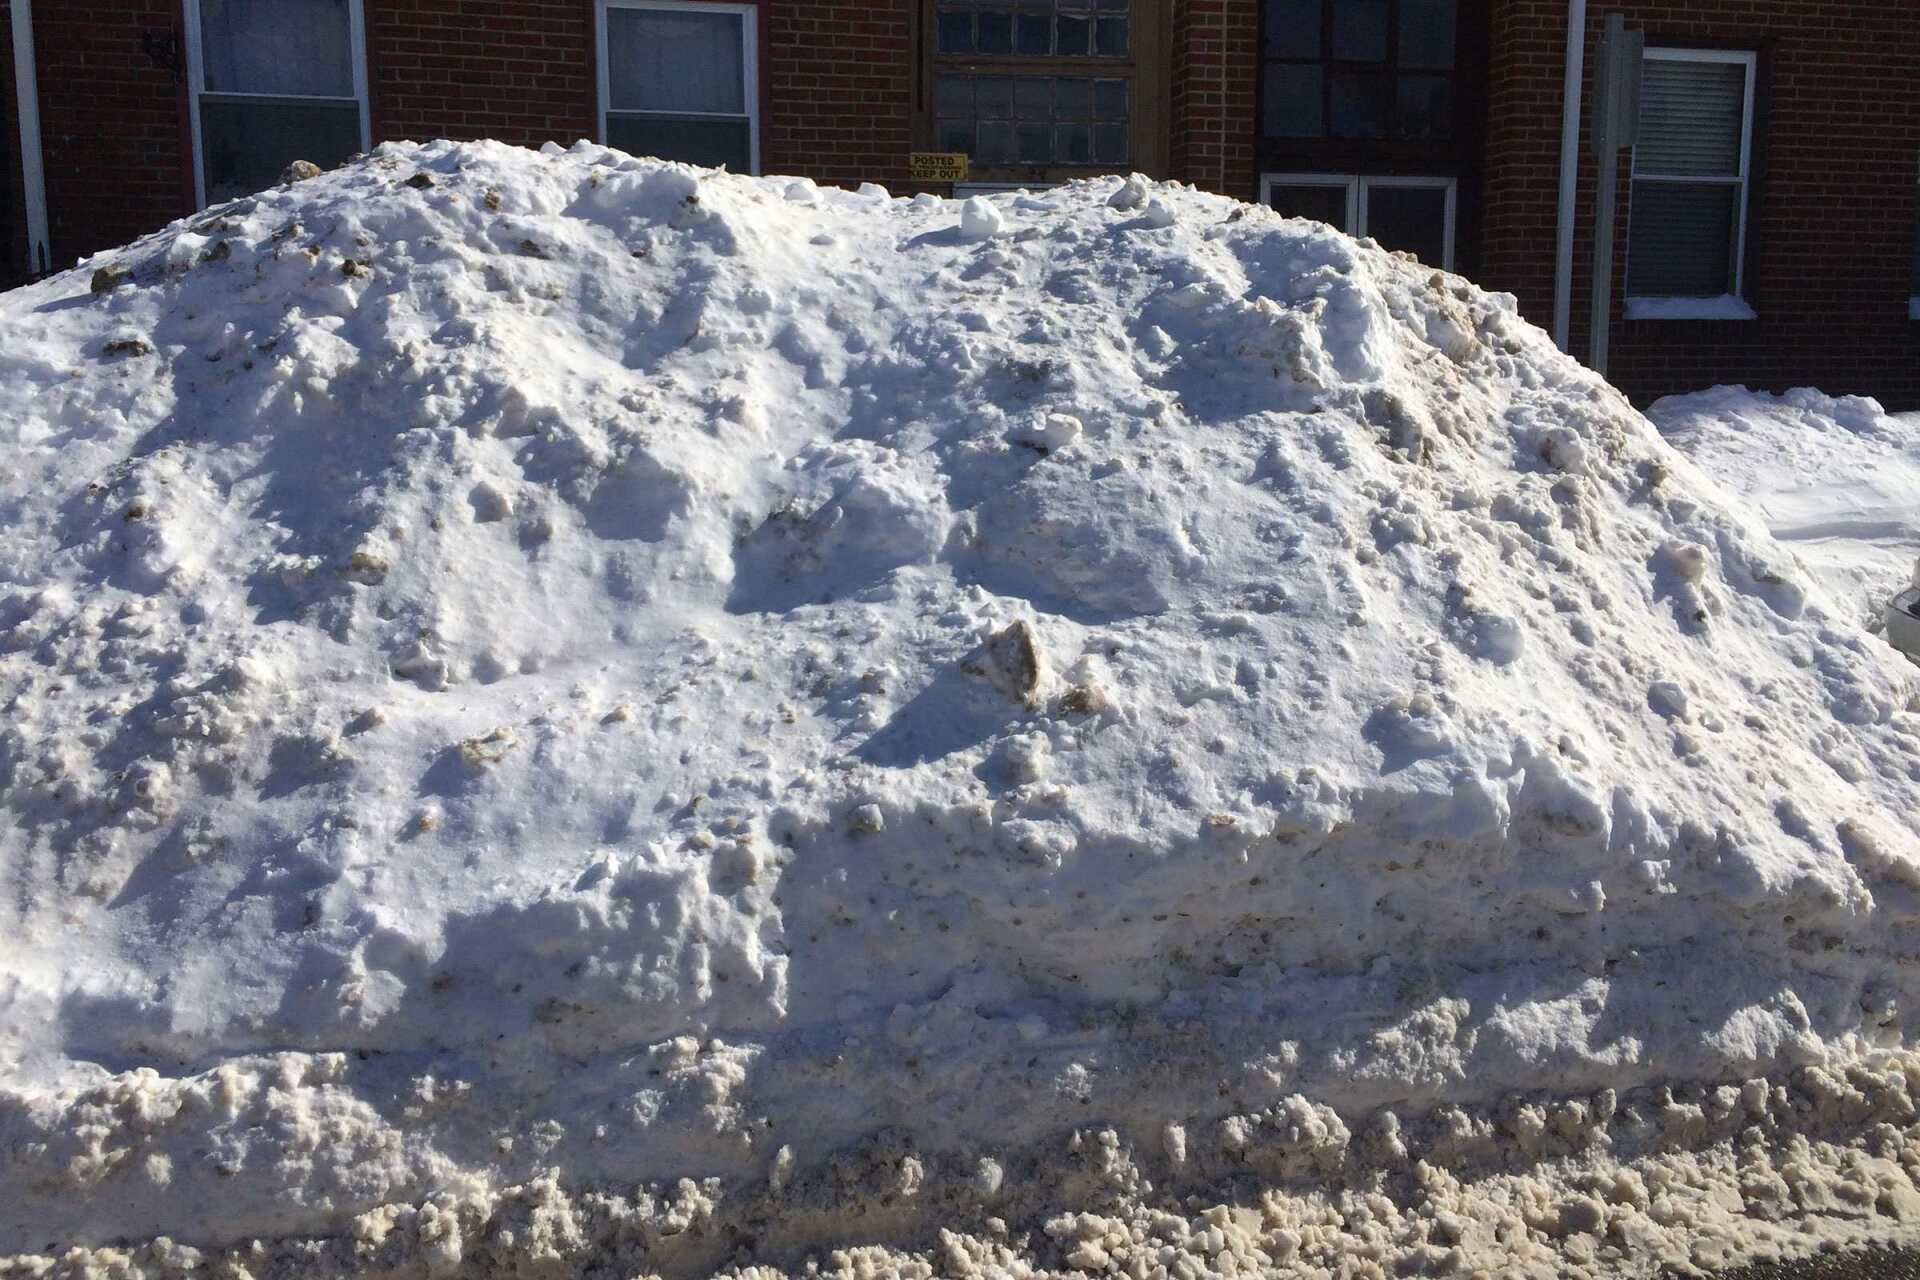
{"left": 1637, "top": 57, "right": 1746, "bottom": 178}
{"left": 199, "top": 0, "right": 354, "bottom": 98}
{"left": 1365, "top": 183, "right": 1448, "bottom": 264}
{"left": 1015, "top": 77, "right": 1051, "bottom": 120}
{"left": 1263, "top": 64, "right": 1324, "bottom": 137}
{"left": 1092, "top": 123, "right": 1127, "bottom": 163}
{"left": 1092, "top": 78, "right": 1126, "bottom": 119}
{"left": 977, "top": 122, "right": 1014, "bottom": 163}
{"left": 1094, "top": 17, "right": 1127, "bottom": 54}
{"left": 1264, "top": 0, "right": 1319, "bottom": 59}
{"left": 1056, "top": 15, "right": 1090, "bottom": 54}
{"left": 977, "top": 11, "right": 1014, "bottom": 52}
{"left": 1017, "top": 12, "right": 1051, "bottom": 54}
{"left": 1057, "top": 123, "right": 1092, "bottom": 163}
{"left": 1628, "top": 181, "right": 1738, "bottom": 296}
{"left": 935, "top": 75, "right": 973, "bottom": 118}
{"left": 608, "top": 114, "right": 751, "bottom": 170}
{"left": 1268, "top": 183, "right": 1351, "bottom": 232}
{"left": 1017, "top": 123, "right": 1051, "bottom": 162}
{"left": 937, "top": 119, "right": 972, "bottom": 152}
{"left": 1332, "top": 0, "right": 1388, "bottom": 62}
{"left": 1330, "top": 70, "right": 1388, "bottom": 137}
{"left": 938, "top": 11, "right": 973, "bottom": 53}
{"left": 1396, "top": 75, "right": 1452, "bottom": 139}
{"left": 1399, "top": 0, "right": 1456, "bottom": 69}
{"left": 1912, "top": 194, "right": 1920, "bottom": 299}
{"left": 606, "top": 7, "right": 744, "bottom": 115}
{"left": 976, "top": 76, "right": 1014, "bottom": 119}
{"left": 201, "top": 97, "right": 361, "bottom": 202}
{"left": 1056, "top": 78, "right": 1093, "bottom": 119}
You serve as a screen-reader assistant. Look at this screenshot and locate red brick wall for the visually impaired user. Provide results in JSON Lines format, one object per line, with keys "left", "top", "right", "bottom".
{"left": 32, "top": 0, "right": 194, "bottom": 271}
{"left": 1485, "top": 0, "right": 1920, "bottom": 409}
{"left": 1172, "top": 0, "right": 1257, "bottom": 196}
{"left": 368, "top": 0, "right": 594, "bottom": 147}
{"left": 762, "top": 0, "right": 912, "bottom": 187}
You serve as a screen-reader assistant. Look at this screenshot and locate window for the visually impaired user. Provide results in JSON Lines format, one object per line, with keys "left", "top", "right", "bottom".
{"left": 1260, "top": 172, "right": 1455, "bottom": 269}
{"left": 598, "top": 1, "right": 758, "bottom": 173}
{"left": 923, "top": 0, "right": 1166, "bottom": 179}
{"left": 1626, "top": 48, "right": 1756, "bottom": 315}
{"left": 1910, "top": 161, "right": 1919, "bottom": 321}
{"left": 183, "top": 0, "right": 370, "bottom": 207}
{"left": 1261, "top": 0, "right": 1457, "bottom": 141}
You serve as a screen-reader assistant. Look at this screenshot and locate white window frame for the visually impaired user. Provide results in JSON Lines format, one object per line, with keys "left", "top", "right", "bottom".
{"left": 180, "top": 0, "right": 372, "bottom": 211}
{"left": 1258, "top": 172, "right": 1457, "bottom": 271}
{"left": 597, "top": 0, "right": 760, "bottom": 175}
{"left": 1624, "top": 46, "right": 1757, "bottom": 321}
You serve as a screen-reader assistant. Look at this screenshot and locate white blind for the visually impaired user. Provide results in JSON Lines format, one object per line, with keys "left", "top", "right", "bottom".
{"left": 607, "top": 7, "right": 746, "bottom": 116}
{"left": 1635, "top": 57, "right": 1746, "bottom": 178}
{"left": 199, "top": 0, "right": 355, "bottom": 99}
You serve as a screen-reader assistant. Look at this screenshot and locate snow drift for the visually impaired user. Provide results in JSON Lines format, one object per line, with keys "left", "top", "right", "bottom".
{"left": 4, "top": 141, "right": 1920, "bottom": 1275}
{"left": 1651, "top": 385, "right": 1920, "bottom": 633}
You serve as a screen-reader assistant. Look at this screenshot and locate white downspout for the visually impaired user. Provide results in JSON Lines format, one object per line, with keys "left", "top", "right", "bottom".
{"left": 1551, "top": 0, "right": 1586, "bottom": 352}
{"left": 10, "top": 0, "right": 49, "bottom": 276}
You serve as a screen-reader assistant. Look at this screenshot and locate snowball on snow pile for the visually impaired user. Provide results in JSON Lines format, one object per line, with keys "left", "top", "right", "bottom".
{"left": 4, "top": 141, "right": 1920, "bottom": 1276}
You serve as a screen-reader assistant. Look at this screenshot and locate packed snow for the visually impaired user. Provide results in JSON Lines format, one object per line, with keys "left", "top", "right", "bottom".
{"left": 1650, "top": 386, "right": 1920, "bottom": 634}
{"left": 6, "top": 141, "right": 1920, "bottom": 1277}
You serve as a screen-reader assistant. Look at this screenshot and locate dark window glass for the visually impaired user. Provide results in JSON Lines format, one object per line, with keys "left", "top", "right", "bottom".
{"left": 1057, "top": 123, "right": 1092, "bottom": 163}
{"left": 1264, "top": 0, "right": 1319, "bottom": 59}
{"left": 1268, "top": 182, "right": 1351, "bottom": 230}
{"left": 1017, "top": 123, "right": 1051, "bottom": 162}
{"left": 1056, "top": 77, "right": 1093, "bottom": 118}
{"left": 1263, "top": 64, "right": 1324, "bottom": 137}
{"left": 1056, "top": 15, "right": 1090, "bottom": 54}
{"left": 977, "top": 10, "right": 1013, "bottom": 52}
{"left": 1094, "top": 17, "right": 1127, "bottom": 55}
{"left": 606, "top": 114, "right": 750, "bottom": 172}
{"left": 1092, "top": 78, "right": 1127, "bottom": 119}
{"left": 199, "top": 0, "right": 353, "bottom": 97}
{"left": 1911, "top": 193, "right": 1920, "bottom": 301}
{"left": 201, "top": 98, "right": 361, "bottom": 202}
{"left": 937, "top": 119, "right": 973, "bottom": 152}
{"left": 977, "top": 122, "right": 1015, "bottom": 162}
{"left": 977, "top": 76, "right": 1014, "bottom": 119}
{"left": 1017, "top": 12, "right": 1051, "bottom": 54}
{"left": 938, "top": 11, "right": 973, "bottom": 53}
{"left": 1015, "top": 76, "right": 1051, "bottom": 120}
{"left": 1332, "top": 0, "right": 1389, "bottom": 61}
{"left": 1396, "top": 74, "right": 1452, "bottom": 138}
{"left": 935, "top": 74, "right": 973, "bottom": 117}
{"left": 1399, "top": 0, "right": 1456, "bottom": 68}
{"left": 1365, "top": 184, "right": 1447, "bottom": 263}
{"left": 1628, "top": 182, "right": 1738, "bottom": 296}
{"left": 1093, "top": 123, "right": 1127, "bottom": 162}
{"left": 1330, "top": 70, "right": 1388, "bottom": 137}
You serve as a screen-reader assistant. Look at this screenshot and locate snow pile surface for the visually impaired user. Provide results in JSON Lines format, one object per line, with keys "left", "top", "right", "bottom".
{"left": 1650, "top": 386, "right": 1920, "bottom": 630}
{"left": 5, "top": 142, "right": 1920, "bottom": 1271}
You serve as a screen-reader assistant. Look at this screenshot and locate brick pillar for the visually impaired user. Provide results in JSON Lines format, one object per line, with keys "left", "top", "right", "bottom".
{"left": 1479, "top": 0, "right": 1570, "bottom": 332}
{"left": 1173, "top": 0, "right": 1257, "bottom": 199}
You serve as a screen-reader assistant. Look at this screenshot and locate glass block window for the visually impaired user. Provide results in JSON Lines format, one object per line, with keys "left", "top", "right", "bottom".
{"left": 1260, "top": 0, "right": 1456, "bottom": 141}
{"left": 189, "top": 0, "right": 367, "bottom": 205}
{"left": 935, "top": 74, "right": 1129, "bottom": 166}
{"left": 936, "top": 0, "right": 1130, "bottom": 58}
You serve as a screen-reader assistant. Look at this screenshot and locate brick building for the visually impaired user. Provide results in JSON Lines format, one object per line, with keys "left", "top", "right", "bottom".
{"left": 3, "top": 0, "right": 1917, "bottom": 406}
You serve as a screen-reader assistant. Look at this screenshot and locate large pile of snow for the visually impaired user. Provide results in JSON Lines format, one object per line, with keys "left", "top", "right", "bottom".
{"left": 1650, "top": 386, "right": 1920, "bottom": 632}
{"left": 6, "top": 141, "right": 1920, "bottom": 1275}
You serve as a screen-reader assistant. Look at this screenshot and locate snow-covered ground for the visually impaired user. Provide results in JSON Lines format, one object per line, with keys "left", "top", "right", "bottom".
{"left": 1650, "top": 387, "right": 1920, "bottom": 635}
{"left": 6, "top": 142, "right": 1920, "bottom": 1278}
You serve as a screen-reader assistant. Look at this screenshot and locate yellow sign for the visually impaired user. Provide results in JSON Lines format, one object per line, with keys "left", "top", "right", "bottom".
{"left": 910, "top": 152, "right": 970, "bottom": 183}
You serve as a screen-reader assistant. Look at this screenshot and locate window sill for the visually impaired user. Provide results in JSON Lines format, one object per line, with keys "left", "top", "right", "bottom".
{"left": 1624, "top": 295, "right": 1757, "bottom": 322}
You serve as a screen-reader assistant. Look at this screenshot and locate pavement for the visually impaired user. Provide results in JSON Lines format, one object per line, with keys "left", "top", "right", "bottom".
{"left": 1696, "top": 1249, "right": 1920, "bottom": 1279}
